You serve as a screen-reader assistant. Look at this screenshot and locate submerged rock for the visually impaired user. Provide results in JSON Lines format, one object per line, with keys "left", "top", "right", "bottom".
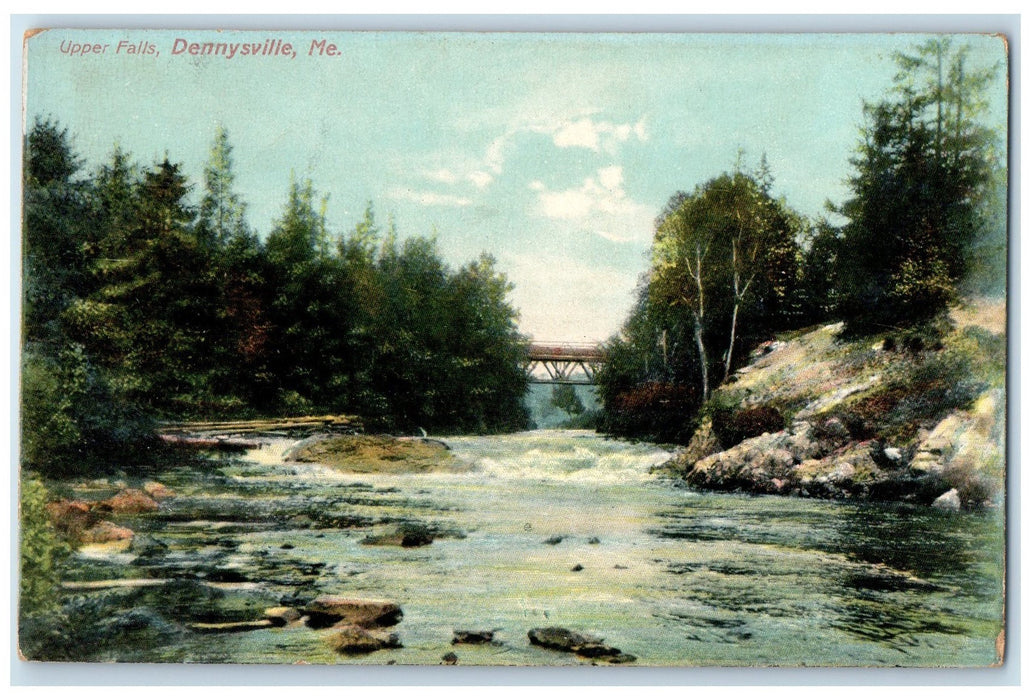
{"left": 143, "top": 481, "right": 175, "bottom": 500}
{"left": 327, "top": 624, "right": 402, "bottom": 654}
{"left": 361, "top": 523, "right": 434, "bottom": 548}
{"left": 303, "top": 596, "right": 403, "bottom": 628}
{"left": 441, "top": 651, "right": 458, "bottom": 665}
{"left": 264, "top": 606, "right": 302, "bottom": 626}
{"left": 527, "top": 627, "right": 634, "bottom": 663}
{"left": 452, "top": 630, "right": 495, "bottom": 645}
{"left": 81, "top": 520, "right": 134, "bottom": 544}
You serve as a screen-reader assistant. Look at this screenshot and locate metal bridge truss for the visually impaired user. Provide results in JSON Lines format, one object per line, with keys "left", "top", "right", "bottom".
{"left": 524, "top": 343, "right": 605, "bottom": 385}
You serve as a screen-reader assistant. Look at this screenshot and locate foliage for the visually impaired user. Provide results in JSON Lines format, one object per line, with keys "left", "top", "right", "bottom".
{"left": 599, "top": 382, "right": 700, "bottom": 444}
{"left": 834, "top": 38, "right": 1002, "bottom": 333}
{"left": 597, "top": 159, "right": 805, "bottom": 442}
{"left": 550, "top": 384, "right": 585, "bottom": 417}
{"left": 710, "top": 404, "right": 786, "bottom": 449}
{"left": 22, "top": 121, "right": 531, "bottom": 476}
{"left": 18, "top": 476, "right": 70, "bottom": 618}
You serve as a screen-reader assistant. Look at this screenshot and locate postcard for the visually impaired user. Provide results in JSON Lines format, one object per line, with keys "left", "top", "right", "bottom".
{"left": 18, "top": 27, "right": 1008, "bottom": 668}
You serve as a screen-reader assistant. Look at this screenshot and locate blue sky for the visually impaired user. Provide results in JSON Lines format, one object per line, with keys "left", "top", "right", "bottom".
{"left": 24, "top": 30, "right": 1008, "bottom": 342}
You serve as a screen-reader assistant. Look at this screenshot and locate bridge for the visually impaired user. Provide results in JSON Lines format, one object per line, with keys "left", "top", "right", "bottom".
{"left": 524, "top": 342, "right": 605, "bottom": 385}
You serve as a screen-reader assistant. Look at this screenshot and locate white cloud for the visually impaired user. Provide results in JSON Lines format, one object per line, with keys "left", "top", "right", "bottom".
{"left": 387, "top": 187, "right": 473, "bottom": 207}
{"left": 468, "top": 170, "right": 493, "bottom": 189}
{"left": 532, "top": 165, "right": 652, "bottom": 243}
{"left": 541, "top": 116, "right": 648, "bottom": 153}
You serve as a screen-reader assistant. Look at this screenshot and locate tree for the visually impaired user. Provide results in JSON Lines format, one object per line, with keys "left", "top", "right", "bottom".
{"left": 198, "top": 125, "right": 249, "bottom": 249}
{"left": 551, "top": 384, "right": 585, "bottom": 417}
{"left": 22, "top": 118, "right": 93, "bottom": 344}
{"left": 650, "top": 169, "right": 802, "bottom": 399}
{"left": 835, "top": 38, "right": 1002, "bottom": 333}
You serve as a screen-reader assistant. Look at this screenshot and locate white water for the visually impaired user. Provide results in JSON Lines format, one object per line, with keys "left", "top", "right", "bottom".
{"left": 83, "top": 430, "right": 1004, "bottom": 666}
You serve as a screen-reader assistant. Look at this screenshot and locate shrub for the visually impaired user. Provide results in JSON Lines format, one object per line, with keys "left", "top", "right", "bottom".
{"left": 601, "top": 382, "right": 700, "bottom": 443}
{"left": 19, "top": 476, "right": 70, "bottom": 618}
{"left": 711, "top": 404, "right": 786, "bottom": 448}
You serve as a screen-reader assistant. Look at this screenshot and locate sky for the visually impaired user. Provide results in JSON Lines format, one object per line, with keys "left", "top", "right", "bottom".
{"left": 23, "top": 29, "right": 1008, "bottom": 343}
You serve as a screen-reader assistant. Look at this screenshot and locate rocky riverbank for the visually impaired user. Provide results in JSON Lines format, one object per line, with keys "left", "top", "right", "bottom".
{"left": 659, "top": 300, "right": 1006, "bottom": 511}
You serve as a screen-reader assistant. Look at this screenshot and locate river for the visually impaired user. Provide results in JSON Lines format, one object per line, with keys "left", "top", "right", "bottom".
{"left": 61, "top": 430, "right": 1004, "bottom": 666}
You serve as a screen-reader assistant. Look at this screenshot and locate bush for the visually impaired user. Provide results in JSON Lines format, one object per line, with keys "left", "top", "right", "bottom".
{"left": 711, "top": 404, "right": 786, "bottom": 448}
{"left": 601, "top": 382, "right": 700, "bottom": 443}
{"left": 19, "top": 476, "right": 70, "bottom": 618}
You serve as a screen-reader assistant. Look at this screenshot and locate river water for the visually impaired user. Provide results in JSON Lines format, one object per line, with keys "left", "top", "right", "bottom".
{"left": 65, "top": 430, "right": 1004, "bottom": 666}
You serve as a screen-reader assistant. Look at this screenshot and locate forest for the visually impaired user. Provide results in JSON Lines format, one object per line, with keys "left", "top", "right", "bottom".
{"left": 21, "top": 38, "right": 1006, "bottom": 473}
{"left": 595, "top": 38, "right": 1006, "bottom": 443}
{"left": 22, "top": 123, "right": 532, "bottom": 477}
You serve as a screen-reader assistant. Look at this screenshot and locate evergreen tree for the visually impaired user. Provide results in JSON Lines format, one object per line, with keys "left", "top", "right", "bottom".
{"left": 198, "top": 125, "right": 249, "bottom": 249}
{"left": 835, "top": 39, "right": 1002, "bottom": 332}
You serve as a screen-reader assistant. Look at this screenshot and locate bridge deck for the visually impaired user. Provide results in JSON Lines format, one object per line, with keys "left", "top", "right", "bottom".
{"left": 527, "top": 343, "right": 605, "bottom": 362}
{"left": 524, "top": 342, "right": 605, "bottom": 384}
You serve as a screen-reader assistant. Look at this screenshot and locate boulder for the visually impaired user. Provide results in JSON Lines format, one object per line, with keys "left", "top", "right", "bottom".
{"left": 303, "top": 596, "right": 403, "bottom": 628}
{"left": 327, "top": 624, "right": 402, "bottom": 654}
{"left": 452, "top": 630, "right": 495, "bottom": 645}
{"left": 99, "top": 489, "right": 159, "bottom": 514}
{"left": 81, "top": 520, "right": 134, "bottom": 544}
{"left": 46, "top": 499, "right": 97, "bottom": 538}
{"left": 264, "top": 606, "right": 302, "bottom": 627}
{"left": 932, "top": 488, "right": 962, "bottom": 512}
{"left": 441, "top": 652, "right": 458, "bottom": 665}
{"left": 143, "top": 481, "right": 175, "bottom": 500}
{"left": 129, "top": 533, "right": 168, "bottom": 556}
{"left": 527, "top": 627, "right": 633, "bottom": 662}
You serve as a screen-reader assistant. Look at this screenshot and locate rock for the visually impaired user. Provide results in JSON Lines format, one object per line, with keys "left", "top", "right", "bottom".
{"left": 441, "top": 652, "right": 458, "bottom": 665}
{"left": 129, "top": 533, "right": 168, "bottom": 556}
{"left": 303, "top": 596, "right": 403, "bottom": 628}
{"left": 586, "top": 537, "right": 601, "bottom": 545}
{"left": 543, "top": 535, "right": 564, "bottom": 545}
{"left": 883, "top": 447, "right": 903, "bottom": 464}
{"left": 143, "top": 481, "right": 175, "bottom": 500}
{"left": 46, "top": 499, "right": 97, "bottom": 538}
{"left": 361, "top": 523, "right": 434, "bottom": 548}
{"left": 676, "top": 418, "right": 722, "bottom": 468}
{"left": 527, "top": 627, "right": 631, "bottom": 662}
{"left": 188, "top": 620, "right": 275, "bottom": 633}
{"left": 570, "top": 564, "right": 584, "bottom": 572}
{"left": 81, "top": 520, "right": 134, "bottom": 544}
{"left": 327, "top": 624, "right": 402, "bottom": 654}
{"left": 932, "top": 488, "right": 962, "bottom": 512}
{"left": 280, "top": 543, "right": 295, "bottom": 549}
{"left": 264, "top": 606, "right": 301, "bottom": 626}
{"left": 99, "top": 489, "right": 159, "bottom": 514}
{"left": 452, "top": 630, "right": 495, "bottom": 645}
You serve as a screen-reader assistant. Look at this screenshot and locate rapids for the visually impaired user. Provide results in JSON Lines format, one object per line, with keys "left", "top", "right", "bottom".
{"left": 57, "top": 430, "right": 1004, "bottom": 666}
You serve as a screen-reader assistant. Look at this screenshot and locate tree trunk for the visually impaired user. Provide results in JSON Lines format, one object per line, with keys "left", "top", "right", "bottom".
{"left": 723, "top": 301, "right": 740, "bottom": 385}
{"left": 693, "top": 313, "right": 709, "bottom": 401}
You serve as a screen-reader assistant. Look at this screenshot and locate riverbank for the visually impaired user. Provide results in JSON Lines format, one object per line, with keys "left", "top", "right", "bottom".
{"left": 658, "top": 299, "right": 1006, "bottom": 511}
